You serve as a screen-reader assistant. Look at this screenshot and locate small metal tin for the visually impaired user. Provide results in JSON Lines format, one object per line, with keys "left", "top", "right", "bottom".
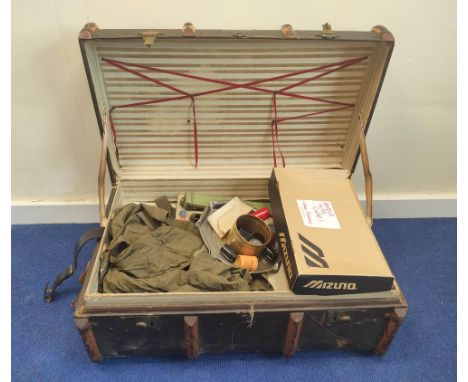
{"left": 226, "top": 214, "right": 272, "bottom": 257}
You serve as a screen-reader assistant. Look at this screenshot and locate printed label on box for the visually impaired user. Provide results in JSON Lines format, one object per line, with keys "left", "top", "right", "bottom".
{"left": 297, "top": 200, "right": 341, "bottom": 229}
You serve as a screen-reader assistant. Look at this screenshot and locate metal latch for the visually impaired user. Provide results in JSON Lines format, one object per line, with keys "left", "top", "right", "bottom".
{"left": 318, "top": 23, "right": 338, "bottom": 39}
{"left": 139, "top": 31, "right": 163, "bottom": 47}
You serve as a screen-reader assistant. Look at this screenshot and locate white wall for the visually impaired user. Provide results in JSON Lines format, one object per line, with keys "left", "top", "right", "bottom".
{"left": 11, "top": 0, "right": 456, "bottom": 220}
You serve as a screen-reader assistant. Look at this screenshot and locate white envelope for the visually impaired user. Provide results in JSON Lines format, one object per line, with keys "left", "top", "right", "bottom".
{"left": 207, "top": 197, "right": 252, "bottom": 238}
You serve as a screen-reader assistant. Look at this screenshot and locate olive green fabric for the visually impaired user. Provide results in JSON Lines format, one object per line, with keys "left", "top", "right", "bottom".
{"left": 181, "top": 192, "right": 270, "bottom": 211}
{"left": 101, "top": 197, "right": 271, "bottom": 293}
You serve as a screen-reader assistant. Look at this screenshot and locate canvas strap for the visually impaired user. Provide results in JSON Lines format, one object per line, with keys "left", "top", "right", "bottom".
{"left": 102, "top": 56, "right": 367, "bottom": 167}
{"left": 44, "top": 226, "right": 104, "bottom": 303}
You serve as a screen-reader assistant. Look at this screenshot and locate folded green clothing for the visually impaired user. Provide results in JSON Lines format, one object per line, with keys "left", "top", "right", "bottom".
{"left": 181, "top": 192, "right": 270, "bottom": 211}
{"left": 101, "top": 197, "right": 272, "bottom": 293}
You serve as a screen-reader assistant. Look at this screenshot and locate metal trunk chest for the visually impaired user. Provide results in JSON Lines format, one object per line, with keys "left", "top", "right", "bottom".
{"left": 72, "top": 22, "right": 407, "bottom": 362}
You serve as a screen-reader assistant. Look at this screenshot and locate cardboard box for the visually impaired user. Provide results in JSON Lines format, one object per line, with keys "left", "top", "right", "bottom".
{"left": 269, "top": 168, "right": 394, "bottom": 295}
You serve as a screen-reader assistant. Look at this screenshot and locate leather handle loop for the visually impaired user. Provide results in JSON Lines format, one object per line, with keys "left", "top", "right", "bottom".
{"left": 358, "top": 111, "right": 373, "bottom": 227}
{"left": 98, "top": 117, "right": 108, "bottom": 228}
{"left": 44, "top": 227, "right": 104, "bottom": 303}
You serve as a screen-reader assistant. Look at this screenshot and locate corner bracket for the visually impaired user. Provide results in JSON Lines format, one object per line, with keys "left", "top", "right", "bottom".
{"left": 79, "top": 22, "right": 99, "bottom": 40}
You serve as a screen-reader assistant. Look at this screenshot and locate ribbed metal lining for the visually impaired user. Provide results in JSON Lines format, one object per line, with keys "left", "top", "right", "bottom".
{"left": 93, "top": 39, "right": 373, "bottom": 174}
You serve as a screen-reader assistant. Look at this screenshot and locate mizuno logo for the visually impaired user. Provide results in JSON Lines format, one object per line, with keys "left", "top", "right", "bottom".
{"left": 298, "top": 233, "right": 329, "bottom": 268}
{"left": 303, "top": 280, "right": 358, "bottom": 290}
{"left": 278, "top": 232, "right": 293, "bottom": 280}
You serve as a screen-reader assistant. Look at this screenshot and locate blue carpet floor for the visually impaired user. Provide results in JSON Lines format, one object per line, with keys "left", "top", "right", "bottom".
{"left": 12, "top": 218, "right": 456, "bottom": 382}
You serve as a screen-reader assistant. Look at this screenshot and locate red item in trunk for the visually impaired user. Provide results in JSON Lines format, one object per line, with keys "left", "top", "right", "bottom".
{"left": 250, "top": 208, "right": 271, "bottom": 220}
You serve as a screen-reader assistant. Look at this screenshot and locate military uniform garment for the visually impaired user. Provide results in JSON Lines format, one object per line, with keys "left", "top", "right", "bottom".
{"left": 101, "top": 198, "right": 271, "bottom": 293}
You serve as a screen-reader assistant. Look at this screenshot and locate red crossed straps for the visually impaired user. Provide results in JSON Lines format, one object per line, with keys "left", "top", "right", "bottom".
{"left": 104, "top": 55, "right": 367, "bottom": 167}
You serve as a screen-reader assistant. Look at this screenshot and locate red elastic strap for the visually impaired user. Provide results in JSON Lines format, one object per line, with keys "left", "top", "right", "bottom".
{"left": 277, "top": 105, "right": 353, "bottom": 124}
{"left": 103, "top": 57, "right": 362, "bottom": 108}
{"left": 108, "top": 108, "right": 119, "bottom": 159}
{"left": 279, "top": 56, "right": 367, "bottom": 93}
{"left": 272, "top": 94, "right": 285, "bottom": 167}
{"left": 104, "top": 58, "right": 190, "bottom": 97}
{"left": 191, "top": 98, "right": 199, "bottom": 167}
{"left": 271, "top": 121, "right": 278, "bottom": 168}
{"left": 104, "top": 56, "right": 365, "bottom": 88}
{"left": 102, "top": 56, "right": 367, "bottom": 167}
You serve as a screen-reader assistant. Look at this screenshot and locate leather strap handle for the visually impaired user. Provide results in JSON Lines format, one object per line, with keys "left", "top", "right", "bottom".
{"left": 358, "top": 111, "right": 373, "bottom": 226}
{"left": 44, "top": 227, "right": 104, "bottom": 303}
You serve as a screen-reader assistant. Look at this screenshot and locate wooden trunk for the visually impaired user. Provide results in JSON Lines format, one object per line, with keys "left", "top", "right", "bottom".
{"left": 73, "top": 22, "right": 407, "bottom": 362}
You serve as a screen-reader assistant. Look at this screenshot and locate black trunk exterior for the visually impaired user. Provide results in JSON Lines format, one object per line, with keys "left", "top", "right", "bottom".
{"left": 86, "top": 307, "right": 396, "bottom": 360}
